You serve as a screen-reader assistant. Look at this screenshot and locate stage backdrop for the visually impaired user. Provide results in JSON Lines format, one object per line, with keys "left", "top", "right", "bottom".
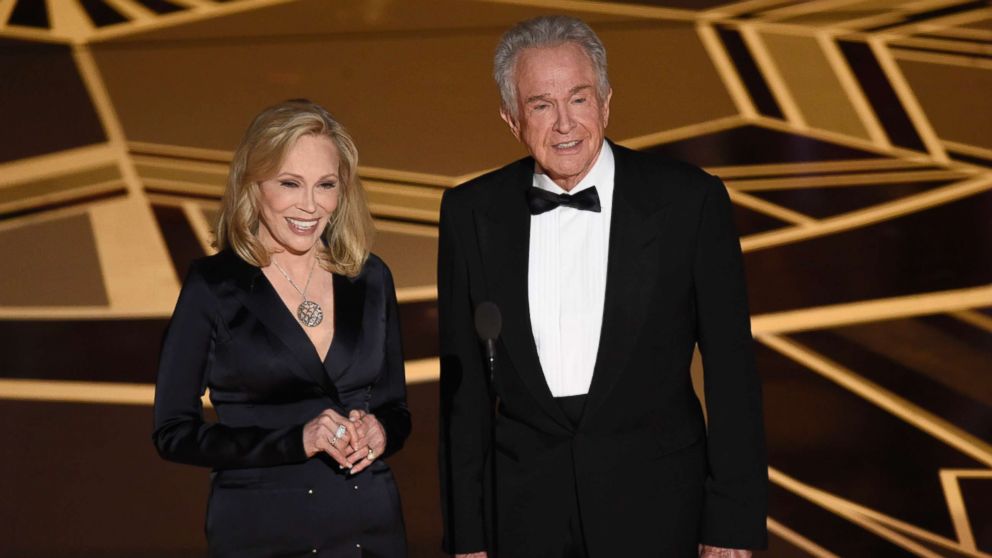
{"left": 1, "top": 1, "right": 990, "bottom": 556}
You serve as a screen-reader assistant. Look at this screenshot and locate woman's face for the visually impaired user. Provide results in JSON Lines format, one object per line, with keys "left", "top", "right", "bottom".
{"left": 256, "top": 134, "right": 341, "bottom": 257}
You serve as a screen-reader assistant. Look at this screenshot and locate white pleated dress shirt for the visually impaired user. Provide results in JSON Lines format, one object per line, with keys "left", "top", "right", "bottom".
{"left": 528, "top": 141, "right": 615, "bottom": 397}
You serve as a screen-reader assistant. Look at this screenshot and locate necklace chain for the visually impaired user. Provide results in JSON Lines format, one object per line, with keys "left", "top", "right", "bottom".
{"left": 271, "top": 256, "right": 317, "bottom": 302}
{"left": 271, "top": 256, "right": 324, "bottom": 328}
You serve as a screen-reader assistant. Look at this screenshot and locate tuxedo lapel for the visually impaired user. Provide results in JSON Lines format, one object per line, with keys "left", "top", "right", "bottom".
{"left": 582, "top": 145, "right": 669, "bottom": 423}
{"left": 230, "top": 258, "right": 338, "bottom": 398}
{"left": 477, "top": 160, "right": 572, "bottom": 430}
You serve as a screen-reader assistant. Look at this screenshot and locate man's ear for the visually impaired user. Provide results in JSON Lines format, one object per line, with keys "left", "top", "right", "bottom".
{"left": 500, "top": 107, "right": 522, "bottom": 141}
{"left": 601, "top": 88, "right": 613, "bottom": 128}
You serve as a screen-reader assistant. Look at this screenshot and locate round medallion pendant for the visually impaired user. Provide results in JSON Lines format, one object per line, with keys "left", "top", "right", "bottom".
{"left": 297, "top": 300, "right": 324, "bottom": 327}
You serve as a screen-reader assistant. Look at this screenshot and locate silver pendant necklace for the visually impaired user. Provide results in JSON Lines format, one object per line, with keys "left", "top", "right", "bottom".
{"left": 271, "top": 256, "right": 323, "bottom": 327}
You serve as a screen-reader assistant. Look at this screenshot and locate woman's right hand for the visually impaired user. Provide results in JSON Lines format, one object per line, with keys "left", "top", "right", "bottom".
{"left": 302, "top": 409, "right": 361, "bottom": 468}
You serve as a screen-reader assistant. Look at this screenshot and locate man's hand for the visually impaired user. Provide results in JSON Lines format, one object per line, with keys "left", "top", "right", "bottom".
{"left": 699, "top": 545, "right": 752, "bottom": 557}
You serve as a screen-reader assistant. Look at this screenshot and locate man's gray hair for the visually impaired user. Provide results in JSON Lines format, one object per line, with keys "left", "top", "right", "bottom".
{"left": 493, "top": 15, "right": 610, "bottom": 120}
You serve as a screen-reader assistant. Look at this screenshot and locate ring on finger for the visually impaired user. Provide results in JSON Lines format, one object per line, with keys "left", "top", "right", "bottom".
{"left": 366, "top": 447, "right": 375, "bottom": 461}
{"left": 334, "top": 424, "right": 347, "bottom": 439}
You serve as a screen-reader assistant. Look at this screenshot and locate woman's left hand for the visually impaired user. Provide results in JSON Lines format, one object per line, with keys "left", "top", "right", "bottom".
{"left": 345, "top": 409, "right": 387, "bottom": 474}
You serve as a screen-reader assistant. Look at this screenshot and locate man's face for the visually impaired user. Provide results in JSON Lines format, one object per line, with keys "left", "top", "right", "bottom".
{"left": 501, "top": 43, "right": 612, "bottom": 192}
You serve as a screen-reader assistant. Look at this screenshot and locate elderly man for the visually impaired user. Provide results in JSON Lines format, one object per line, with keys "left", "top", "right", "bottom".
{"left": 438, "top": 15, "right": 767, "bottom": 558}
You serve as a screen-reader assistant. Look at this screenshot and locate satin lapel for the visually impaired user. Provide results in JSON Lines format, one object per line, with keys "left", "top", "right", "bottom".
{"left": 232, "top": 263, "right": 338, "bottom": 397}
{"left": 477, "top": 161, "right": 572, "bottom": 430}
{"left": 325, "top": 273, "right": 364, "bottom": 383}
{"left": 581, "top": 146, "right": 668, "bottom": 424}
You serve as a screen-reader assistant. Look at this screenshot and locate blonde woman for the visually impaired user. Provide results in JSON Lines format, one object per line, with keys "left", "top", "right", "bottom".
{"left": 154, "top": 99, "right": 409, "bottom": 557}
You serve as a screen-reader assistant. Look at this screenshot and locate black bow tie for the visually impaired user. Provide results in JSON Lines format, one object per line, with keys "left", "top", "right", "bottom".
{"left": 526, "top": 186, "right": 602, "bottom": 215}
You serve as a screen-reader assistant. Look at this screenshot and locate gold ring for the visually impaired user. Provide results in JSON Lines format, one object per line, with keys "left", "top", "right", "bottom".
{"left": 366, "top": 448, "right": 375, "bottom": 461}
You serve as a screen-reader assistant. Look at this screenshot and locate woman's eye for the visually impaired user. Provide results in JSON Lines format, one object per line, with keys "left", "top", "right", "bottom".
{"left": 280, "top": 181, "right": 298, "bottom": 188}
{"left": 320, "top": 182, "right": 337, "bottom": 189}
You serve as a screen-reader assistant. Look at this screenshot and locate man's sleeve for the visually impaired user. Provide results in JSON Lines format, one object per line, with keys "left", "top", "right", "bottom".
{"left": 437, "top": 192, "right": 493, "bottom": 554}
{"left": 693, "top": 175, "right": 769, "bottom": 549}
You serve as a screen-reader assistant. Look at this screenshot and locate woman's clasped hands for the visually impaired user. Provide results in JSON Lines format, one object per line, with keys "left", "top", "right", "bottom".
{"left": 303, "top": 408, "right": 387, "bottom": 474}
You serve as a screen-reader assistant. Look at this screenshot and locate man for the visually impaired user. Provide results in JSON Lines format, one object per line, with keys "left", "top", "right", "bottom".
{"left": 438, "top": 15, "right": 767, "bottom": 558}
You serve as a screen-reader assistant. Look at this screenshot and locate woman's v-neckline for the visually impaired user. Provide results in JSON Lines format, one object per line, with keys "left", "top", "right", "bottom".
{"left": 260, "top": 268, "right": 336, "bottom": 366}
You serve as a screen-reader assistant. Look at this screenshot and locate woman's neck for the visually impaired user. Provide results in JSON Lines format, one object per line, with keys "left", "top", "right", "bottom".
{"left": 268, "top": 246, "right": 320, "bottom": 279}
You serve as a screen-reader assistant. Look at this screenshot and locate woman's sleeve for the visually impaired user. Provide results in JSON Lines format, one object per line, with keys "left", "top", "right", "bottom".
{"left": 152, "top": 261, "right": 308, "bottom": 469}
{"left": 370, "top": 262, "right": 411, "bottom": 459}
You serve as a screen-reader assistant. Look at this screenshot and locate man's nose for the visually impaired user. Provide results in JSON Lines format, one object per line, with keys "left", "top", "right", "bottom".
{"left": 553, "top": 105, "right": 576, "bottom": 134}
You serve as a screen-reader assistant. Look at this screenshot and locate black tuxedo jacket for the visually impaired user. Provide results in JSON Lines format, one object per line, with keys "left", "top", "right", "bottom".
{"left": 153, "top": 250, "right": 410, "bottom": 556}
{"left": 438, "top": 142, "right": 767, "bottom": 557}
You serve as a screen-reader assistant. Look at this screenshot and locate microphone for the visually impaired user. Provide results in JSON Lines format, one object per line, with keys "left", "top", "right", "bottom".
{"left": 474, "top": 302, "right": 502, "bottom": 383}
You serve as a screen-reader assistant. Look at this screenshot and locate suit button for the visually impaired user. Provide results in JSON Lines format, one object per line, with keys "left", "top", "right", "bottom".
{"left": 356, "top": 543, "right": 361, "bottom": 549}
{"left": 308, "top": 489, "right": 314, "bottom": 495}
{"left": 311, "top": 548, "right": 317, "bottom": 554}
{"left": 353, "top": 485, "right": 359, "bottom": 490}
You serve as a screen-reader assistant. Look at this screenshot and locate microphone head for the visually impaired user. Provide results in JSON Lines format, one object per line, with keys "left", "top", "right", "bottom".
{"left": 474, "top": 302, "right": 502, "bottom": 341}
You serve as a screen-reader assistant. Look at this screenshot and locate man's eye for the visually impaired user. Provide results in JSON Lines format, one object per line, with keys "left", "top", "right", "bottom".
{"left": 533, "top": 103, "right": 550, "bottom": 111}
{"left": 573, "top": 97, "right": 587, "bottom": 104}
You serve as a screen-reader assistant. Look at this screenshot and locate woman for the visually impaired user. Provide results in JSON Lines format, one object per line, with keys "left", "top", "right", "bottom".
{"left": 153, "top": 99, "right": 410, "bottom": 557}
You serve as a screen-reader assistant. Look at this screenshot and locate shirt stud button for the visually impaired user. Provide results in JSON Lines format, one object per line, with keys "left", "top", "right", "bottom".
{"left": 308, "top": 489, "right": 313, "bottom": 495}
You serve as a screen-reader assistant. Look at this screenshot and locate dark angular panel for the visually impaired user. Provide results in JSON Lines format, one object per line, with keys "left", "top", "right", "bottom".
{"left": 716, "top": 26, "right": 784, "bottom": 119}
{"left": 866, "top": 1, "right": 990, "bottom": 32}
{"left": 791, "top": 322, "right": 992, "bottom": 441}
{"left": 8, "top": 0, "right": 49, "bottom": 28}
{"left": 611, "top": 0, "right": 738, "bottom": 9}
{"left": 386, "top": 382, "right": 445, "bottom": 558}
{"left": 960, "top": 478, "right": 992, "bottom": 553}
{"left": 738, "top": 165, "right": 943, "bottom": 180}
{"left": 0, "top": 400, "right": 210, "bottom": 556}
{"left": 643, "top": 125, "right": 882, "bottom": 168}
{"left": 0, "top": 39, "right": 106, "bottom": 162}
{"left": 398, "top": 300, "right": 438, "bottom": 360}
{"left": 893, "top": 44, "right": 992, "bottom": 60}
{"left": 948, "top": 149, "right": 992, "bottom": 169}
{"left": 838, "top": 40, "right": 927, "bottom": 152}
{"left": 744, "top": 189, "right": 992, "bottom": 314}
{"left": 758, "top": 341, "right": 981, "bottom": 541}
{"left": 134, "top": 0, "right": 186, "bottom": 14}
{"left": 748, "top": 180, "right": 951, "bottom": 219}
{"left": 152, "top": 205, "right": 206, "bottom": 282}
{"left": 733, "top": 204, "right": 790, "bottom": 236}
{"left": 0, "top": 319, "right": 168, "bottom": 382}
{"left": 0, "top": 213, "right": 108, "bottom": 306}
{"left": 918, "top": 314, "right": 992, "bottom": 364}
{"left": 769, "top": 482, "right": 916, "bottom": 557}
{"left": 81, "top": 0, "right": 129, "bottom": 27}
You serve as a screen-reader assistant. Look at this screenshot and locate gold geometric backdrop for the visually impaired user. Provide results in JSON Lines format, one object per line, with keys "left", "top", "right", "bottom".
{"left": 1, "top": 0, "right": 990, "bottom": 556}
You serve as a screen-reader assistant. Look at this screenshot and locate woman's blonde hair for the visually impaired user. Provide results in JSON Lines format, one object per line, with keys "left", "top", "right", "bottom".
{"left": 215, "top": 99, "right": 374, "bottom": 277}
